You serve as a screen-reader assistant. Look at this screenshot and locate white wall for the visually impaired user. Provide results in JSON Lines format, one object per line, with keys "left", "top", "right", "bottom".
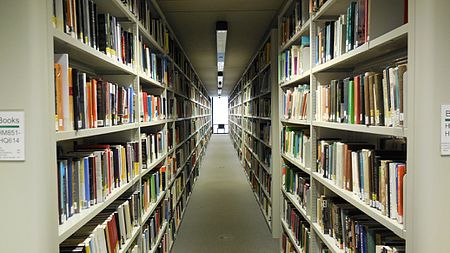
{"left": 212, "top": 96, "right": 229, "bottom": 133}
{"left": 408, "top": 0, "right": 450, "bottom": 251}
{"left": 0, "top": 0, "right": 58, "bottom": 252}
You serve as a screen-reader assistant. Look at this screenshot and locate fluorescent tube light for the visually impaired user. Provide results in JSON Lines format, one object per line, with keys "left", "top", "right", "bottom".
{"left": 216, "top": 21, "right": 227, "bottom": 72}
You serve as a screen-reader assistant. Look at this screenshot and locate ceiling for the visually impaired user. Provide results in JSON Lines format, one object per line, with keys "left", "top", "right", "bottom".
{"left": 156, "top": 0, "right": 286, "bottom": 96}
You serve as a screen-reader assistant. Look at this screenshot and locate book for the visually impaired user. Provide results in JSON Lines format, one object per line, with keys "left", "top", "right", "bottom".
{"left": 315, "top": 64, "right": 407, "bottom": 127}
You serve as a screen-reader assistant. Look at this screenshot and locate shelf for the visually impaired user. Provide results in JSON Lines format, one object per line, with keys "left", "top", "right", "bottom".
{"left": 53, "top": 29, "right": 136, "bottom": 75}
{"left": 280, "top": 19, "right": 311, "bottom": 52}
{"left": 149, "top": 222, "right": 168, "bottom": 253}
{"left": 140, "top": 154, "right": 168, "bottom": 179}
{"left": 141, "top": 190, "right": 167, "bottom": 224}
{"left": 137, "top": 22, "right": 166, "bottom": 55}
{"left": 311, "top": 222, "right": 344, "bottom": 253}
{"left": 282, "top": 188, "right": 310, "bottom": 222}
{"left": 118, "top": 226, "right": 141, "bottom": 253}
{"left": 228, "top": 120, "right": 242, "bottom": 129}
{"left": 243, "top": 115, "right": 271, "bottom": 121}
{"left": 312, "top": 121, "right": 406, "bottom": 137}
{"left": 58, "top": 175, "right": 139, "bottom": 243}
{"left": 253, "top": 191, "right": 272, "bottom": 230}
{"left": 312, "top": 172, "right": 406, "bottom": 239}
{"left": 56, "top": 123, "right": 138, "bottom": 141}
{"left": 281, "top": 153, "right": 311, "bottom": 175}
{"left": 243, "top": 128, "right": 271, "bottom": 148}
{"left": 252, "top": 173, "right": 272, "bottom": 203}
{"left": 279, "top": 69, "right": 311, "bottom": 88}
{"left": 312, "top": 0, "right": 354, "bottom": 21}
{"left": 280, "top": 118, "right": 311, "bottom": 126}
{"left": 140, "top": 119, "right": 169, "bottom": 128}
{"left": 281, "top": 219, "right": 303, "bottom": 253}
{"left": 95, "top": 0, "right": 136, "bottom": 22}
{"left": 243, "top": 142, "right": 271, "bottom": 175}
{"left": 312, "top": 24, "right": 408, "bottom": 74}
{"left": 243, "top": 90, "right": 271, "bottom": 103}
{"left": 139, "top": 71, "right": 165, "bottom": 88}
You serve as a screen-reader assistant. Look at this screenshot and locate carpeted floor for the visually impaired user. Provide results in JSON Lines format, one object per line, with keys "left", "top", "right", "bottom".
{"left": 171, "top": 134, "right": 279, "bottom": 253}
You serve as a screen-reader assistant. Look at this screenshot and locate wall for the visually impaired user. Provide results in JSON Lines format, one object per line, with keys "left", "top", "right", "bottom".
{"left": 213, "top": 96, "right": 229, "bottom": 133}
{"left": 0, "top": 0, "right": 57, "bottom": 252}
{"left": 408, "top": 0, "right": 450, "bottom": 251}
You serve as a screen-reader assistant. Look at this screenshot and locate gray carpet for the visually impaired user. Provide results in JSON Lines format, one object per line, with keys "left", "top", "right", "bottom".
{"left": 171, "top": 134, "right": 279, "bottom": 253}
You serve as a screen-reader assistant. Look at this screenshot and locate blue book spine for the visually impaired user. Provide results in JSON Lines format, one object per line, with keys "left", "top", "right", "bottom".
{"left": 148, "top": 96, "right": 152, "bottom": 121}
{"left": 67, "top": 159, "right": 73, "bottom": 217}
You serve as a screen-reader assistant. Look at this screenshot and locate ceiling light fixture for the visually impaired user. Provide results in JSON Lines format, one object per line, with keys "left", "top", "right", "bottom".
{"left": 218, "top": 71, "right": 223, "bottom": 88}
{"left": 218, "top": 88, "right": 222, "bottom": 96}
{"left": 216, "top": 21, "right": 228, "bottom": 72}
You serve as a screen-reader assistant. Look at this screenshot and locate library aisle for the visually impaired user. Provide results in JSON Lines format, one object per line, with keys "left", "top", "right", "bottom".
{"left": 171, "top": 134, "right": 278, "bottom": 253}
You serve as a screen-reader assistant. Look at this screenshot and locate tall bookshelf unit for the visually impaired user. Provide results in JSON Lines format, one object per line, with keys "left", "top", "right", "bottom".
{"left": 228, "top": 29, "right": 282, "bottom": 237}
{"left": 277, "top": 0, "right": 409, "bottom": 252}
{"left": 15, "top": 0, "right": 211, "bottom": 252}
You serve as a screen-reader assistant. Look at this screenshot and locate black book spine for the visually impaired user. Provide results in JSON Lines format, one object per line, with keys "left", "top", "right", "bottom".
{"left": 359, "top": 74, "right": 365, "bottom": 124}
{"left": 97, "top": 14, "right": 107, "bottom": 53}
{"left": 76, "top": 0, "right": 84, "bottom": 40}
{"left": 71, "top": 69, "right": 79, "bottom": 130}
{"left": 113, "top": 148, "right": 120, "bottom": 187}
{"left": 91, "top": 1, "right": 97, "bottom": 50}
{"left": 78, "top": 72, "right": 86, "bottom": 129}
{"left": 88, "top": 156, "right": 95, "bottom": 205}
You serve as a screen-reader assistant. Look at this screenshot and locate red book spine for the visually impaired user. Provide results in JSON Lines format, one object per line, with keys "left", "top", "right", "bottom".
{"left": 397, "top": 164, "right": 406, "bottom": 224}
{"left": 143, "top": 92, "right": 148, "bottom": 121}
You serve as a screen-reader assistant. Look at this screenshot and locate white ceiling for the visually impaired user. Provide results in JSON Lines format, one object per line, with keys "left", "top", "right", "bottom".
{"left": 156, "top": 0, "right": 285, "bottom": 96}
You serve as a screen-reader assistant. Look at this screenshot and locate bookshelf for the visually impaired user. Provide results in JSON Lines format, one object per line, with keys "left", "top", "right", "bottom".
{"left": 278, "top": 0, "right": 410, "bottom": 252}
{"left": 228, "top": 29, "right": 282, "bottom": 237}
{"left": 4, "top": 0, "right": 212, "bottom": 251}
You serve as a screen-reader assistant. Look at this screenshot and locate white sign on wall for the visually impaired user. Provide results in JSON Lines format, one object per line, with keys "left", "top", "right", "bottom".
{"left": 0, "top": 111, "right": 25, "bottom": 161}
{"left": 441, "top": 105, "right": 450, "bottom": 156}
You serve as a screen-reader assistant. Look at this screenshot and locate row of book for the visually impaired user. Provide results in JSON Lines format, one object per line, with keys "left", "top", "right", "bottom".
{"left": 141, "top": 167, "right": 166, "bottom": 216}
{"left": 60, "top": 192, "right": 140, "bottom": 253}
{"left": 317, "top": 139, "right": 407, "bottom": 224}
{"left": 140, "top": 91, "right": 166, "bottom": 122}
{"left": 243, "top": 70, "right": 271, "bottom": 101}
{"left": 280, "top": 0, "right": 310, "bottom": 45}
{"left": 141, "top": 131, "right": 165, "bottom": 168}
{"left": 57, "top": 142, "right": 140, "bottom": 224}
{"left": 279, "top": 36, "right": 310, "bottom": 84}
{"left": 314, "top": 0, "right": 368, "bottom": 65}
{"left": 253, "top": 161, "right": 272, "bottom": 196}
{"left": 282, "top": 84, "right": 310, "bottom": 121}
{"left": 281, "top": 128, "right": 311, "bottom": 167}
{"left": 281, "top": 232, "right": 297, "bottom": 253}
{"left": 244, "top": 98, "right": 271, "bottom": 118}
{"left": 52, "top": 0, "right": 135, "bottom": 67}
{"left": 244, "top": 119, "right": 271, "bottom": 145}
{"left": 54, "top": 54, "right": 136, "bottom": 131}
{"left": 245, "top": 134, "right": 272, "bottom": 168}
{"left": 315, "top": 65, "right": 407, "bottom": 127}
{"left": 240, "top": 40, "right": 272, "bottom": 85}
{"left": 142, "top": 199, "right": 170, "bottom": 251}
{"left": 316, "top": 195, "right": 405, "bottom": 252}
{"left": 283, "top": 199, "right": 311, "bottom": 252}
{"left": 133, "top": 0, "right": 170, "bottom": 52}
{"left": 138, "top": 38, "right": 170, "bottom": 84}
{"left": 282, "top": 164, "right": 310, "bottom": 210}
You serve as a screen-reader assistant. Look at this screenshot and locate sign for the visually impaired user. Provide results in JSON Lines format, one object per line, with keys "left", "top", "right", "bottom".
{"left": 441, "top": 105, "right": 450, "bottom": 156}
{"left": 0, "top": 111, "right": 25, "bottom": 161}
